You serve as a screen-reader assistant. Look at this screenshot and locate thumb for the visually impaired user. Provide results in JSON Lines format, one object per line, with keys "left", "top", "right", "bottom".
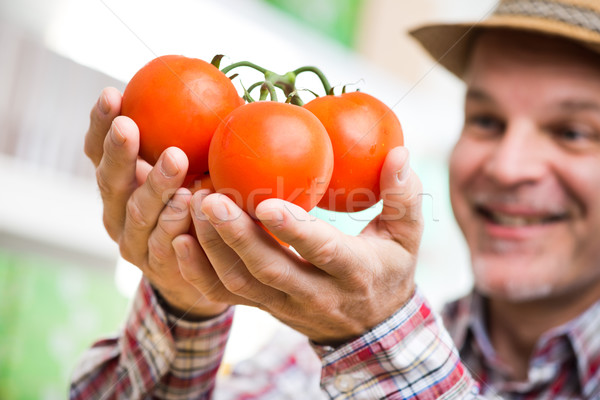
{"left": 255, "top": 199, "right": 357, "bottom": 278}
{"left": 378, "top": 146, "right": 423, "bottom": 253}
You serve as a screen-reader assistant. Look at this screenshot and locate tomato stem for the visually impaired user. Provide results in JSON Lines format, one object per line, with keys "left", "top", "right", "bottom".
{"left": 259, "top": 84, "right": 269, "bottom": 101}
{"left": 221, "top": 61, "right": 267, "bottom": 75}
{"left": 292, "top": 66, "right": 332, "bottom": 95}
{"left": 240, "top": 82, "right": 255, "bottom": 103}
{"left": 262, "top": 81, "right": 278, "bottom": 102}
{"left": 245, "top": 81, "right": 280, "bottom": 102}
{"left": 210, "top": 54, "right": 225, "bottom": 69}
{"left": 221, "top": 61, "right": 334, "bottom": 104}
{"left": 265, "top": 71, "right": 295, "bottom": 97}
{"left": 247, "top": 81, "right": 263, "bottom": 95}
{"left": 285, "top": 90, "right": 304, "bottom": 106}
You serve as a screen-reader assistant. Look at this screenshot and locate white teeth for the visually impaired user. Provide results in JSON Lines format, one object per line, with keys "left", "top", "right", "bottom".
{"left": 490, "top": 213, "right": 545, "bottom": 226}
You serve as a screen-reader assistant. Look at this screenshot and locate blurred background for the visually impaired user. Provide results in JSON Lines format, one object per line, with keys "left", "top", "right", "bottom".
{"left": 0, "top": 0, "right": 497, "bottom": 398}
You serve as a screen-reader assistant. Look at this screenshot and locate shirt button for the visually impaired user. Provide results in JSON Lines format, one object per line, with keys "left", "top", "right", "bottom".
{"left": 334, "top": 374, "right": 355, "bottom": 393}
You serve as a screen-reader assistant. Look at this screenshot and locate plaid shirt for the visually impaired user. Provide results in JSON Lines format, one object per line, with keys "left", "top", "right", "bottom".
{"left": 70, "top": 278, "right": 234, "bottom": 399}
{"left": 442, "top": 292, "right": 600, "bottom": 399}
{"left": 70, "top": 277, "right": 600, "bottom": 399}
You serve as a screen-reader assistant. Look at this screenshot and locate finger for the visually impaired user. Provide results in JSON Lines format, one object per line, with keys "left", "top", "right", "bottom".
{"left": 377, "top": 146, "right": 424, "bottom": 253}
{"left": 173, "top": 234, "right": 254, "bottom": 307}
{"left": 96, "top": 116, "right": 143, "bottom": 241}
{"left": 194, "top": 193, "right": 288, "bottom": 305}
{"left": 146, "top": 187, "right": 192, "bottom": 270}
{"left": 135, "top": 160, "right": 153, "bottom": 187}
{"left": 190, "top": 191, "right": 259, "bottom": 297}
{"left": 85, "top": 87, "right": 122, "bottom": 167}
{"left": 256, "top": 199, "right": 360, "bottom": 280}
{"left": 119, "top": 147, "right": 188, "bottom": 263}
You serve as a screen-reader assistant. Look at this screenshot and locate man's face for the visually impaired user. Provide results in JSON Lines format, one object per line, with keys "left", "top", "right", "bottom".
{"left": 449, "top": 31, "right": 600, "bottom": 302}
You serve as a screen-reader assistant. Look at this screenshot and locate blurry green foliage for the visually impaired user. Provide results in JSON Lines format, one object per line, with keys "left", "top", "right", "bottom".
{"left": 263, "top": 0, "right": 364, "bottom": 48}
{"left": 0, "top": 250, "right": 129, "bottom": 400}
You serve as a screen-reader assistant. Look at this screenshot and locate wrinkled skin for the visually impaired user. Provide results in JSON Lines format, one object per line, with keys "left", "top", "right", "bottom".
{"left": 85, "top": 87, "right": 227, "bottom": 319}
{"left": 449, "top": 30, "right": 600, "bottom": 378}
{"left": 85, "top": 88, "right": 423, "bottom": 343}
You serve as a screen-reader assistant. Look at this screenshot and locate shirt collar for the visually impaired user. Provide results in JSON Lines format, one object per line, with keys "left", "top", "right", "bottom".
{"left": 445, "top": 291, "right": 600, "bottom": 395}
{"left": 555, "top": 298, "right": 600, "bottom": 397}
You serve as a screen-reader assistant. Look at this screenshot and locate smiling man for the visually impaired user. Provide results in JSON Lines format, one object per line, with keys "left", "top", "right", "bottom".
{"left": 437, "top": 29, "right": 600, "bottom": 391}
{"left": 72, "top": 0, "right": 600, "bottom": 398}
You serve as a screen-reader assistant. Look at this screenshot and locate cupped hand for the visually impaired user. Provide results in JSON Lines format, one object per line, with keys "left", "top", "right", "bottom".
{"left": 174, "top": 146, "right": 423, "bottom": 344}
{"left": 84, "top": 87, "right": 228, "bottom": 319}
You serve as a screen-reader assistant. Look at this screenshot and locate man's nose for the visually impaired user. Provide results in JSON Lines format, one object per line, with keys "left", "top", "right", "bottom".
{"left": 482, "top": 121, "right": 548, "bottom": 187}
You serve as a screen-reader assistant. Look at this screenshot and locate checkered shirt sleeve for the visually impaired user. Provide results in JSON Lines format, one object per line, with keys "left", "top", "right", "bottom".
{"left": 69, "top": 277, "right": 234, "bottom": 400}
{"left": 313, "top": 289, "right": 480, "bottom": 399}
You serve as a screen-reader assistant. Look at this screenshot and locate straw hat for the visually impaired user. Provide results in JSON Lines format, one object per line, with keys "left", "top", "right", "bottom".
{"left": 410, "top": 0, "right": 600, "bottom": 78}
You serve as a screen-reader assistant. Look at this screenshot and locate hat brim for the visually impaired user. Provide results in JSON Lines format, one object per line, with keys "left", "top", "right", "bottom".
{"left": 410, "top": 14, "right": 600, "bottom": 79}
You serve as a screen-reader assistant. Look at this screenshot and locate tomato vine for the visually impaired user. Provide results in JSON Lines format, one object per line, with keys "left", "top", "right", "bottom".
{"left": 218, "top": 57, "right": 333, "bottom": 105}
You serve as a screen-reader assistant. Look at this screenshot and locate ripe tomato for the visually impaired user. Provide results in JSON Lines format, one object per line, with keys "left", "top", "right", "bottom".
{"left": 184, "top": 173, "right": 215, "bottom": 193}
{"left": 121, "top": 55, "right": 244, "bottom": 175}
{"left": 208, "top": 101, "right": 334, "bottom": 217}
{"left": 304, "top": 91, "right": 404, "bottom": 212}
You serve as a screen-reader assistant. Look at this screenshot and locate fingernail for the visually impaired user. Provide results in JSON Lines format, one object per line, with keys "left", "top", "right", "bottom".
{"left": 191, "top": 191, "right": 210, "bottom": 221}
{"left": 257, "top": 208, "right": 283, "bottom": 226}
{"left": 173, "top": 240, "right": 189, "bottom": 259}
{"left": 396, "top": 153, "right": 411, "bottom": 184}
{"left": 161, "top": 151, "right": 179, "bottom": 178}
{"left": 98, "top": 92, "right": 110, "bottom": 114}
{"left": 211, "top": 200, "right": 230, "bottom": 222}
{"left": 110, "top": 122, "right": 126, "bottom": 145}
{"left": 168, "top": 196, "right": 187, "bottom": 214}
{"left": 397, "top": 166, "right": 411, "bottom": 184}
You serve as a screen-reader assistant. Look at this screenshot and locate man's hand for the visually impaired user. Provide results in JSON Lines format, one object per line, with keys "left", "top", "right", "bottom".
{"left": 174, "top": 146, "right": 423, "bottom": 344}
{"left": 85, "top": 87, "right": 228, "bottom": 319}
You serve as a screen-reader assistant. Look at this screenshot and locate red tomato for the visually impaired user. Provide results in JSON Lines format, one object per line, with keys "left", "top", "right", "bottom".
{"left": 208, "top": 101, "right": 334, "bottom": 217}
{"left": 304, "top": 92, "right": 404, "bottom": 212}
{"left": 121, "top": 55, "right": 244, "bottom": 175}
{"left": 184, "top": 173, "right": 215, "bottom": 193}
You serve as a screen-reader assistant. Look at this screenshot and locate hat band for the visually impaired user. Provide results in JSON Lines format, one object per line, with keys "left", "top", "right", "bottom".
{"left": 496, "top": 0, "right": 600, "bottom": 34}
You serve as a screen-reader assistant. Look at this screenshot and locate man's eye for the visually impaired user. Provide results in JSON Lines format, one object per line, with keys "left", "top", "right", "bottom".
{"left": 556, "top": 127, "right": 589, "bottom": 141}
{"left": 474, "top": 115, "right": 499, "bottom": 128}
{"left": 551, "top": 124, "right": 600, "bottom": 150}
{"left": 465, "top": 114, "right": 504, "bottom": 135}
{"left": 554, "top": 124, "right": 599, "bottom": 141}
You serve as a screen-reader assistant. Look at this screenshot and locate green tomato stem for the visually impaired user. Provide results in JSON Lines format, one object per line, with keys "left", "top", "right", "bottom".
{"left": 210, "top": 54, "right": 225, "bottom": 69}
{"left": 222, "top": 60, "right": 333, "bottom": 105}
{"left": 247, "top": 81, "right": 263, "bottom": 95}
{"left": 240, "top": 82, "right": 255, "bottom": 103}
{"left": 262, "top": 81, "right": 278, "bottom": 102}
{"left": 285, "top": 91, "right": 304, "bottom": 106}
{"left": 221, "top": 61, "right": 268, "bottom": 75}
{"left": 292, "top": 66, "right": 332, "bottom": 95}
{"left": 265, "top": 71, "right": 296, "bottom": 98}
